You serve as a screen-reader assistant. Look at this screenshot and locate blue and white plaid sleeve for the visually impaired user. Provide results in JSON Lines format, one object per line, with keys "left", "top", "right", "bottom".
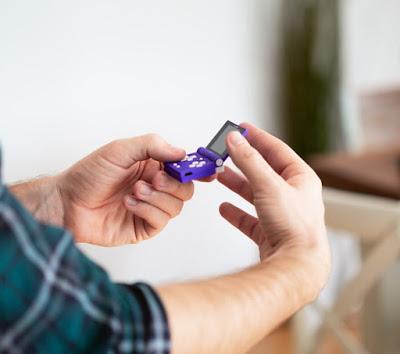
{"left": 0, "top": 181, "right": 170, "bottom": 353}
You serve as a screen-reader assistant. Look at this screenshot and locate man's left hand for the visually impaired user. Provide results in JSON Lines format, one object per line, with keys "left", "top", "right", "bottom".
{"left": 57, "top": 134, "right": 194, "bottom": 245}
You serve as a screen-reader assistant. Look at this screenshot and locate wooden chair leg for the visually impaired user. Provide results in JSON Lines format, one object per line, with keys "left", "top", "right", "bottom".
{"left": 296, "top": 228, "right": 400, "bottom": 354}
{"left": 324, "top": 312, "right": 371, "bottom": 354}
{"left": 333, "top": 229, "right": 400, "bottom": 318}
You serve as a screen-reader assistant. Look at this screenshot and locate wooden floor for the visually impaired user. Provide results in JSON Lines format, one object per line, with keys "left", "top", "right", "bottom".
{"left": 249, "top": 324, "right": 292, "bottom": 354}
{"left": 248, "top": 317, "right": 360, "bottom": 354}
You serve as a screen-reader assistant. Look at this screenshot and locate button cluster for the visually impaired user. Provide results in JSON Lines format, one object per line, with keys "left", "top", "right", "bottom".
{"left": 182, "top": 154, "right": 197, "bottom": 162}
{"left": 189, "top": 160, "right": 207, "bottom": 168}
{"left": 172, "top": 154, "right": 209, "bottom": 169}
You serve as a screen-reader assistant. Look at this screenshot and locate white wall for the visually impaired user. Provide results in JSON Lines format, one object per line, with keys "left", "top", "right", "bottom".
{"left": 0, "top": 1, "right": 282, "bottom": 283}
{"left": 341, "top": 0, "right": 400, "bottom": 149}
{"left": 343, "top": 0, "right": 400, "bottom": 91}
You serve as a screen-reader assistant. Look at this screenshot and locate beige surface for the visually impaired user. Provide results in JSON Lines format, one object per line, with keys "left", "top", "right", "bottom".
{"left": 248, "top": 321, "right": 357, "bottom": 354}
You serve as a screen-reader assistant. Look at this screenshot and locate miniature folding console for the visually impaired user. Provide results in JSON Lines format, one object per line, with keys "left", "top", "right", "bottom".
{"left": 164, "top": 120, "right": 247, "bottom": 183}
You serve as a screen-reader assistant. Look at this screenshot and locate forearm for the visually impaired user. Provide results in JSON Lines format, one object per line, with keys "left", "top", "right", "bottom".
{"left": 158, "top": 249, "right": 320, "bottom": 354}
{"left": 10, "top": 176, "right": 64, "bottom": 226}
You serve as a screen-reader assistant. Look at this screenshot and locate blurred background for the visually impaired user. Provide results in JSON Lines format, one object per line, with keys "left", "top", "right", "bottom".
{"left": 1, "top": 1, "right": 400, "bottom": 353}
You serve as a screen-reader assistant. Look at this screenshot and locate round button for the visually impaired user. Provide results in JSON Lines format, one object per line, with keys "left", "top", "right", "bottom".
{"left": 216, "top": 159, "right": 223, "bottom": 167}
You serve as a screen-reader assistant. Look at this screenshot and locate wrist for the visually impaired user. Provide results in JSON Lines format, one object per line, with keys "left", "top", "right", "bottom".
{"left": 10, "top": 175, "right": 65, "bottom": 227}
{"left": 262, "top": 241, "right": 331, "bottom": 306}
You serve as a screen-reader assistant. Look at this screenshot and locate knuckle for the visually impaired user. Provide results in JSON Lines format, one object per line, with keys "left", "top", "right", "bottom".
{"left": 172, "top": 201, "right": 184, "bottom": 217}
{"left": 106, "top": 139, "right": 124, "bottom": 153}
{"left": 98, "top": 139, "right": 128, "bottom": 166}
{"left": 185, "top": 183, "right": 195, "bottom": 200}
{"left": 132, "top": 181, "right": 142, "bottom": 195}
{"left": 314, "top": 175, "right": 323, "bottom": 191}
{"left": 237, "top": 213, "right": 251, "bottom": 233}
{"left": 238, "top": 179, "right": 249, "bottom": 198}
{"left": 160, "top": 215, "right": 169, "bottom": 228}
{"left": 309, "top": 169, "right": 322, "bottom": 190}
{"left": 145, "top": 133, "right": 163, "bottom": 146}
{"left": 242, "top": 146, "right": 257, "bottom": 160}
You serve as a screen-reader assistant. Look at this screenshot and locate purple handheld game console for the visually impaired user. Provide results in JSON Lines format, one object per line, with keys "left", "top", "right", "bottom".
{"left": 164, "top": 120, "right": 248, "bottom": 183}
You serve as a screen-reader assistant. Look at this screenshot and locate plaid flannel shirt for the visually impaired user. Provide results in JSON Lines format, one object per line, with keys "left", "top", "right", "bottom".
{"left": 0, "top": 152, "right": 170, "bottom": 354}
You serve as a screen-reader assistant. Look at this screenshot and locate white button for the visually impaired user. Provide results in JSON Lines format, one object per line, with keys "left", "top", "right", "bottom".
{"left": 216, "top": 159, "right": 223, "bottom": 167}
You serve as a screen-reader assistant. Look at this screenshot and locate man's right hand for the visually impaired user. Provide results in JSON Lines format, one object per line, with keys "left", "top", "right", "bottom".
{"left": 219, "top": 122, "right": 330, "bottom": 300}
{"left": 159, "top": 123, "right": 330, "bottom": 354}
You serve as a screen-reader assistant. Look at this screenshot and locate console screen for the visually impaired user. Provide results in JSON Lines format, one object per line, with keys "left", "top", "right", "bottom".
{"left": 206, "top": 121, "right": 245, "bottom": 157}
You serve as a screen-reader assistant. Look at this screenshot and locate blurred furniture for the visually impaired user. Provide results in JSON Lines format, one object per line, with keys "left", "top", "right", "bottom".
{"left": 250, "top": 323, "right": 292, "bottom": 354}
{"left": 358, "top": 89, "right": 400, "bottom": 152}
{"left": 293, "top": 88, "right": 400, "bottom": 354}
{"left": 295, "top": 188, "right": 400, "bottom": 354}
{"left": 310, "top": 147, "right": 400, "bottom": 200}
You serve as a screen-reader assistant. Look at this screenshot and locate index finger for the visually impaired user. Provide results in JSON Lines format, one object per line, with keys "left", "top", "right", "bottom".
{"left": 241, "top": 122, "right": 309, "bottom": 178}
{"left": 100, "top": 134, "right": 186, "bottom": 169}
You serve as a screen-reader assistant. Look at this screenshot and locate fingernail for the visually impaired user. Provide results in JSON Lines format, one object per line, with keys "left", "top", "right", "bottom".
{"left": 140, "top": 184, "right": 152, "bottom": 196}
{"left": 229, "top": 131, "right": 245, "bottom": 146}
{"left": 127, "top": 196, "right": 138, "bottom": 206}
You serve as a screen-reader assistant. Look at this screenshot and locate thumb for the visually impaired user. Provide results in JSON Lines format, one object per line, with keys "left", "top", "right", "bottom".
{"left": 226, "top": 131, "right": 281, "bottom": 194}
{"left": 101, "top": 134, "right": 186, "bottom": 168}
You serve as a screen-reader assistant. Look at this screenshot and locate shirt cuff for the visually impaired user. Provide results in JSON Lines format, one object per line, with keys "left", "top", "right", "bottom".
{"left": 124, "top": 282, "right": 170, "bottom": 354}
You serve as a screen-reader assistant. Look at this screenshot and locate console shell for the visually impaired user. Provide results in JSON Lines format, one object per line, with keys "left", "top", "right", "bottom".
{"left": 164, "top": 121, "right": 247, "bottom": 183}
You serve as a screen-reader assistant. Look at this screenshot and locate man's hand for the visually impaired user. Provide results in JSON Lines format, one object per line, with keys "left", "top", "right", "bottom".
{"left": 158, "top": 123, "right": 330, "bottom": 354}
{"left": 219, "top": 122, "right": 330, "bottom": 296}
{"left": 56, "top": 134, "right": 194, "bottom": 245}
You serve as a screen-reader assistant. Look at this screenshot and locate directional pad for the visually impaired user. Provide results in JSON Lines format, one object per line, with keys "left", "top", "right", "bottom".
{"left": 177, "top": 153, "right": 212, "bottom": 170}
{"left": 189, "top": 160, "right": 207, "bottom": 168}
{"left": 182, "top": 154, "right": 197, "bottom": 162}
